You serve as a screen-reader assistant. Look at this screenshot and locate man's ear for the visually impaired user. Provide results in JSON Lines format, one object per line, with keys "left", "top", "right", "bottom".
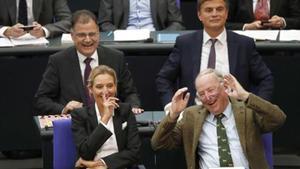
{"left": 70, "top": 31, "right": 76, "bottom": 41}
{"left": 197, "top": 11, "right": 203, "bottom": 22}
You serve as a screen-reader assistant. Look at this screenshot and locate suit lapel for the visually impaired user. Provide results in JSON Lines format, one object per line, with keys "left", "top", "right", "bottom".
{"left": 270, "top": 0, "right": 279, "bottom": 16}
{"left": 192, "top": 108, "right": 209, "bottom": 153}
{"left": 32, "top": 0, "right": 42, "bottom": 21}
{"left": 247, "top": 0, "right": 255, "bottom": 20}
{"left": 124, "top": 0, "right": 129, "bottom": 28}
{"left": 97, "top": 46, "right": 104, "bottom": 65}
{"left": 150, "top": 0, "right": 158, "bottom": 29}
{"left": 231, "top": 98, "right": 247, "bottom": 153}
{"left": 88, "top": 106, "right": 98, "bottom": 130}
{"left": 70, "top": 48, "right": 86, "bottom": 104}
{"left": 192, "top": 31, "right": 203, "bottom": 82}
{"left": 112, "top": 108, "right": 123, "bottom": 150}
{"left": 6, "top": 0, "right": 16, "bottom": 24}
{"left": 227, "top": 31, "right": 238, "bottom": 75}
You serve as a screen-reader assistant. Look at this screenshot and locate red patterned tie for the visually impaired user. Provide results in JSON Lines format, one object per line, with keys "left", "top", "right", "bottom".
{"left": 254, "top": 0, "right": 270, "bottom": 21}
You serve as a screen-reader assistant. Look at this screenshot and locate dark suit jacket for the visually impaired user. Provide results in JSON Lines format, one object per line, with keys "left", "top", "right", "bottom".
{"left": 98, "top": 0, "right": 185, "bottom": 32}
{"left": 34, "top": 46, "right": 141, "bottom": 115}
{"left": 226, "top": 0, "right": 300, "bottom": 30}
{"left": 151, "top": 94, "right": 286, "bottom": 169}
{"left": 71, "top": 103, "right": 141, "bottom": 169}
{"left": 156, "top": 30, "right": 273, "bottom": 107}
{"left": 0, "top": 0, "right": 71, "bottom": 37}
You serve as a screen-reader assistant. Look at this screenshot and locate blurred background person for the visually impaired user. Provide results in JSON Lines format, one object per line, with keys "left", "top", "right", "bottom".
{"left": 0, "top": 0, "right": 71, "bottom": 38}
{"left": 226, "top": 0, "right": 300, "bottom": 30}
{"left": 98, "top": 0, "right": 185, "bottom": 32}
{"left": 72, "top": 65, "right": 141, "bottom": 169}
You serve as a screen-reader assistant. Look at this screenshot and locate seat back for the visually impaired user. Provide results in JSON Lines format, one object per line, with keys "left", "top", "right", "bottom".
{"left": 263, "top": 133, "right": 273, "bottom": 169}
{"left": 176, "top": 0, "right": 180, "bottom": 8}
{"left": 53, "top": 119, "right": 76, "bottom": 169}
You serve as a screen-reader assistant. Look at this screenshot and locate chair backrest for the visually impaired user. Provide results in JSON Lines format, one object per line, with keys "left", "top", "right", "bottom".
{"left": 262, "top": 133, "right": 273, "bottom": 169}
{"left": 53, "top": 119, "right": 77, "bottom": 169}
{"left": 176, "top": 0, "right": 180, "bottom": 8}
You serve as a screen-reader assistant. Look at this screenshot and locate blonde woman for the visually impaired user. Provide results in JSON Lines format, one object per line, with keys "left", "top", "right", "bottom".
{"left": 71, "top": 65, "right": 141, "bottom": 169}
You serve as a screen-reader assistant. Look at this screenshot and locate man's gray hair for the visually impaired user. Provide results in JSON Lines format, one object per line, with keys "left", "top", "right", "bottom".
{"left": 195, "top": 68, "right": 224, "bottom": 84}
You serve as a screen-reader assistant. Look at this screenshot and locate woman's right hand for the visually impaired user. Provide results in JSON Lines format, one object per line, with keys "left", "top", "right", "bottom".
{"left": 101, "top": 96, "right": 119, "bottom": 124}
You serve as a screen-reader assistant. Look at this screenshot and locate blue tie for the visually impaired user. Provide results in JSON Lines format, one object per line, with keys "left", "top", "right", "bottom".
{"left": 18, "top": 0, "right": 28, "bottom": 25}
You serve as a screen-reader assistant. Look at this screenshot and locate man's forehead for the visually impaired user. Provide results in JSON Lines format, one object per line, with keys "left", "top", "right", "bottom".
{"left": 197, "top": 73, "right": 219, "bottom": 87}
{"left": 200, "top": 0, "right": 226, "bottom": 8}
{"left": 73, "top": 21, "right": 98, "bottom": 29}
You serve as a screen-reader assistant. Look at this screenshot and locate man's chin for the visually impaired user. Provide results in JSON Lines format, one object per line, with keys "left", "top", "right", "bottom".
{"left": 81, "top": 51, "right": 95, "bottom": 57}
{"left": 207, "top": 104, "right": 219, "bottom": 114}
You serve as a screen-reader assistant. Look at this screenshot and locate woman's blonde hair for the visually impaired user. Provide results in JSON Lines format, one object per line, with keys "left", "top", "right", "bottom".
{"left": 87, "top": 65, "right": 117, "bottom": 88}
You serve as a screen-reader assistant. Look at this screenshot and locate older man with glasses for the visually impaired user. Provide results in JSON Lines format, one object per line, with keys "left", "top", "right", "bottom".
{"left": 152, "top": 68, "right": 286, "bottom": 169}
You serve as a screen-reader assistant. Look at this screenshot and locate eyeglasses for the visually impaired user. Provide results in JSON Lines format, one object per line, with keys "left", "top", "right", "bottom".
{"left": 74, "top": 32, "right": 99, "bottom": 39}
{"left": 197, "top": 85, "right": 220, "bottom": 100}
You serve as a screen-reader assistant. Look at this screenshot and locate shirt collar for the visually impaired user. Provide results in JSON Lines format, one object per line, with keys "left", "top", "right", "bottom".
{"left": 203, "top": 28, "right": 227, "bottom": 45}
{"left": 207, "top": 101, "right": 232, "bottom": 122}
{"left": 77, "top": 50, "right": 98, "bottom": 64}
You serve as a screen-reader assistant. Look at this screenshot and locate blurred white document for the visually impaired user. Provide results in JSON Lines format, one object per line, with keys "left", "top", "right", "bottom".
{"left": 279, "top": 30, "right": 300, "bottom": 41}
{"left": 10, "top": 33, "right": 49, "bottom": 46}
{"left": 0, "top": 38, "right": 14, "bottom": 47}
{"left": 10, "top": 37, "right": 49, "bottom": 46}
{"left": 13, "top": 33, "right": 37, "bottom": 40}
{"left": 0, "top": 33, "right": 49, "bottom": 47}
{"left": 114, "top": 29, "right": 150, "bottom": 41}
{"left": 61, "top": 33, "right": 73, "bottom": 43}
{"left": 210, "top": 167, "right": 245, "bottom": 169}
{"left": 234, "top": 30, "right": 279, "bottom": 41}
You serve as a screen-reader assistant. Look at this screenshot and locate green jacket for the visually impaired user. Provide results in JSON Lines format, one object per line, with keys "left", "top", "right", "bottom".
{"left": 151, "top": 94, "right": 286, "bottom": 169}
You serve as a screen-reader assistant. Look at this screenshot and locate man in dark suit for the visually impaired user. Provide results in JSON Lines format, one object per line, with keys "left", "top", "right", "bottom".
{"left": 98, "top": 0, "right": 185, "bottom": 32}
{"left": 34, "top": 10, "right": 142, "bottom": 115}
{"left": 156, "top": 0, "right": 273, "bottom": 107}
{"left": 0, "top": 0, "right": 71, "bottom": 38}
{"left": 226, "top": 0, "right": 300, "bottom": 30}
{"left": 152, "top": 69, "right": 286, "bottom": 169}
{"left": 156, "top": 0, "right": 274, "bottom": 167}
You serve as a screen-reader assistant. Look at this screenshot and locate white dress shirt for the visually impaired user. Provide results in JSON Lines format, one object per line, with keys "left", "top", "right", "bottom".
{"left": 127, "top": 0, "right": 155, "bottom": 30}
{"left": 77, "top": 50, "right": 99, "bottom": 82}
{"left": 94, "top": 103, "right": 119, "bottom": 161}
{"left": 200, "top": 29, "right": 230, "bottom": 75}
{"left": 197, "top": 103, "right": 249, "bottom": 169}
{"left": 195, "top": 29, "right": 230, "bottom": 104}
